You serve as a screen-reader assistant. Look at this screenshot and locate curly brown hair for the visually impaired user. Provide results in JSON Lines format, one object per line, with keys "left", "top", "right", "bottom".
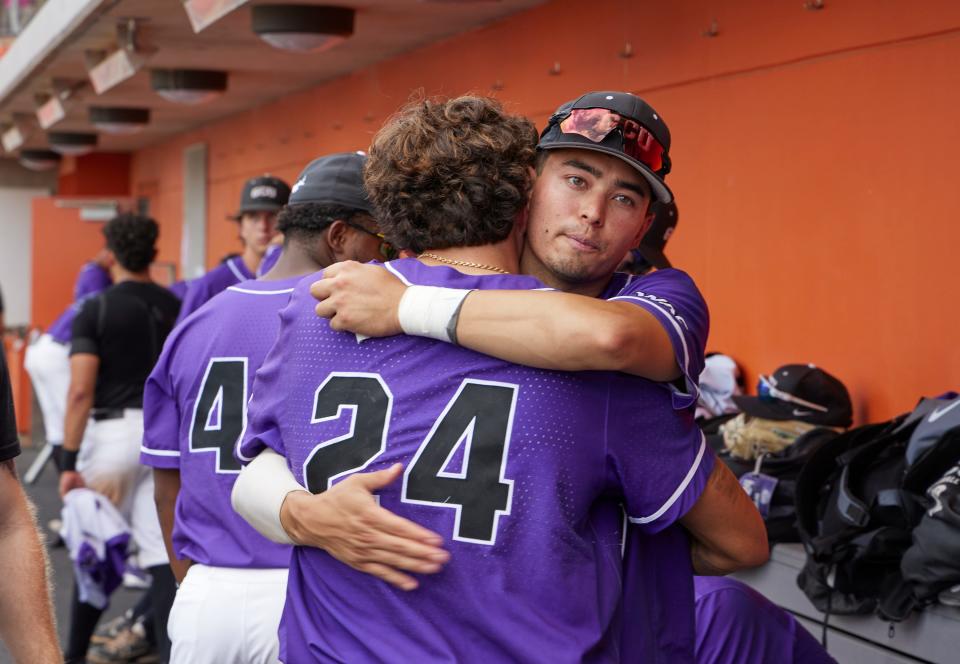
{"left": 102, "top": 213, "right": 158, "bottom": 272}
{"left": 364, "top": 95, "right": 537, "bottom": 254}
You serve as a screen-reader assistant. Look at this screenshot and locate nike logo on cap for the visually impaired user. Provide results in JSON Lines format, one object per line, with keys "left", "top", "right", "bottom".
{"left": 793, "top": 408, "right": 813, "bottom": 417}
{"left": 928, "top": 400, "right": 960, "bottom": 423}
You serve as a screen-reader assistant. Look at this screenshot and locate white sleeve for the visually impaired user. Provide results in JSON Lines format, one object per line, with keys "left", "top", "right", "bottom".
{"left": 230, "top": 449, "right": 305, "bottom": 545}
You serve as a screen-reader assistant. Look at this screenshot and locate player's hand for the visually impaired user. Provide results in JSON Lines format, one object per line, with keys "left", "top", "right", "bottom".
{"left": 311, "top": 261, "right": 405, "bottom": 337}
{"left": 58, "top": 470, "right": 86, "bottom": 499}
{"left": 280, "top": 463, "right": 449, "bottom": 591}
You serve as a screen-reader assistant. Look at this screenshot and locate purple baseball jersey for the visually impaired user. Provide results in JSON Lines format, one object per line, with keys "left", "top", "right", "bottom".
{"left": 602, "top": 268, "right": 709, "bottom": 411}
{"left": 140, "top": 277, "right": 299, "bottom": 569}
{"left": 47, "top": 262, "right": 112, "bottom": 343}
{"left": 176, "top": 256, "right": 254, "bottom": 324}
{"left": 604, "top": 268, "right": 710, "bottom": 663}
{"left": 168, "top": 280, "right": 188, "bottom": 301}
{"left": 257, "top": 244, "right": 282, "bottom": 277}
{"left": 240, "top": 258, "right": 713, "bottom": 663}
{"left": 694, "top": 577, "right": 836, "bottom": 664}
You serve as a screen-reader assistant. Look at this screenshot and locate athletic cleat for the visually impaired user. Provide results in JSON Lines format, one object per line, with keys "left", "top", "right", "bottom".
{"left": 86, "top": 620, "right": 155, "bottom": 663}
{"left": 90, "top": 609, "right": 133, "bottom": 644}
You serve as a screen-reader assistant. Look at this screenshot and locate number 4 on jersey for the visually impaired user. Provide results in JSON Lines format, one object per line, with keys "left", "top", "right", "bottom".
{"left": 189, "top": 357, "right": 247, "bottom": 473}
{"left": 404, "top": 380, "right": 517, "bottom": 545}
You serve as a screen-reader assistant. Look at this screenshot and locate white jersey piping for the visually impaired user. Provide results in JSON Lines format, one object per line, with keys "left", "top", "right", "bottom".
{"left": 627, "top": 433, "right": 706, "bottom": 525}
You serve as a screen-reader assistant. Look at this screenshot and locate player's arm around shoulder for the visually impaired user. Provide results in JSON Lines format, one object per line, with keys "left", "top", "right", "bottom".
{"left": 311, "top": 261, "right": 703, "bottom": 383}
{"left": 232, "top": 452, "right": 450, "bottom": 591}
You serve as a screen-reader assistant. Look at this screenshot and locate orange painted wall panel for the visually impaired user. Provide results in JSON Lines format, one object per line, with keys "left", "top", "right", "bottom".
{"left": 30, "top": 198, "right": 109, "bottom": 331}
{"left": 119, "top": 0, "right": 960, "bottom": 422}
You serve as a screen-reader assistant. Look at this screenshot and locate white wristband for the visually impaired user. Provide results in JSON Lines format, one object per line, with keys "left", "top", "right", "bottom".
{"left": 397, "top": 285, "right": 472, "bottom": 343}
{"left": 230, "top": 449, "right": 305, "bottom": 546}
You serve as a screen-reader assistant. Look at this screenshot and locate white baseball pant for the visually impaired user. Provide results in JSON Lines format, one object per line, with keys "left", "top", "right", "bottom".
{"left": 168, "top": 565, "right": 287, "bottom": 664}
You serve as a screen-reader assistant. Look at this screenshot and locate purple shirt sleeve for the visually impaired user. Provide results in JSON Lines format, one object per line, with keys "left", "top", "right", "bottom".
{"left": 48, "top": 263, "right": 112, "bottom": 343}
{"left": 140, "top": 334, "right": 182, "bottom": 470}
{"left": 168, "top": 280, "right": 188, "bottom": 301}
{"left": 608, "top": 269, "right": 709, "bottom": 410}
{"left": 607, "top": 375, "right": 715, "bottom": 533}
{"left": 74, "top": 263, "right": 112, "bottom": 300}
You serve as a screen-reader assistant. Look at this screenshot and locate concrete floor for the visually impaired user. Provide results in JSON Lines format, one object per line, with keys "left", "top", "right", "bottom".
{"left": 1, "top": 444, "right": 141, "bottom": 663}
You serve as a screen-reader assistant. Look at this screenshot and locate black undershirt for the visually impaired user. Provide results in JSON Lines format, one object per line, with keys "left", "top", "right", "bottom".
{"left": 70, "top": 281, "right": 181, "bottom": 410}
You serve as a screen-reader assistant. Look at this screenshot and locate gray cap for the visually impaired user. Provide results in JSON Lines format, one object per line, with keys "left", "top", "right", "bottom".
{"left": 289, "top": 151, "right": 372, "bottom": 214}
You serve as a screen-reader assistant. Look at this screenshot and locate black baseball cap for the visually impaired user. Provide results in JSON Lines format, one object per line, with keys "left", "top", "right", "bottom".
{"left": 637, "top": 200, "right": 678, "bottom": 269}
{"left": 232, "top": 175, "right": 291, "bottom": 218}
{"left": 288, "top": 151, "right": 372, "bottom": 214}
{"left": 538, "top": 91, "right": 673, "bottom": 204}
{"left": 733, "top": 364, "right": 853, "bottom": 428}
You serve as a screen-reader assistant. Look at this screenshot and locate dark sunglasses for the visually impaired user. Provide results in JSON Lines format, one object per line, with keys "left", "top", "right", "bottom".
{"left": 344, "top": 221, "right": 397, "bottom": 260}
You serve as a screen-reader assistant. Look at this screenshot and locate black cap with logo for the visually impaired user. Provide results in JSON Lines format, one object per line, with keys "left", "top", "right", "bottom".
{"left": 288, "top": 151, "right": 372, "bottom": 214}
{"left": 232, "top": 175, "right": 291, "bottom": 219}
{"left": 538, "top": 91, "right": 673, "bottom": 204}
{"left": 733, "top": 364, "right": 853, "bottom": 428}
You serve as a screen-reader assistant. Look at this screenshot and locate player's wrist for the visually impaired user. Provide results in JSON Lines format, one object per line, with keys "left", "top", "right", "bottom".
{"left": 397, "top": 286, "right": 472, "bottom": 344}
{"left": 279, "top": 489, "right": 314, "bottom": 545}
{"left": 61, "top": 449, "right": 79, "bottom": 472}
{"left": 230, "top": 450, "right": 305, "bottom": 545}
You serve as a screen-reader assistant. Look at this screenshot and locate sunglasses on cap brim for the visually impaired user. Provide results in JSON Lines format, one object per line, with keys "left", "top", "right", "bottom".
{"left": 757, "top": 375, "right": 829, "bottom": 413}
{"left": 557, "top": 108, "right": 671, "bottom": 177}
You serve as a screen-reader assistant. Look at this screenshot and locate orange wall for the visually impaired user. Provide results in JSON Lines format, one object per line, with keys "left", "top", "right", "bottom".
{"left": 30, "top": 199, "right": 109, "bottom": 330}
{"left": 122, "top": 0, "right": 960, "bottom": 423}
{"left": 30, "top": 150, "right": 134, "bottom": 332}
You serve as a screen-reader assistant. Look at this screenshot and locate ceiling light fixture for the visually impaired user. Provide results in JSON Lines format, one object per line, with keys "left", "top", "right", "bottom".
{"left": 151, "top": 69, "right": 228, "bottom": 105}
{"left": 35, "top": 80, "right": 85, "bottom": 130}
{"left": 19, "top": 149, "right": 62, "bottom": 171}
{"left": 86, "top": 19, "right": 150, "bottom": 94}
{"left": 183, "top": 0, "right": 248, "bottom": 33}
{"left": 251, "top": 5, "right": 355, "bottom": 53}
{"left": 90, "top": 107, "right": 151, "bottom": 135}
{"left": 36, "top": 95, "right": 67, "bottom": 129}
{"left": 2, "top": 114, "right": 34, "bottom": 152}
{"left": 2, "top": 126, "right": 25, "bottom": 152}
{"left": 48, "top": 131, "right": 98, "bottom": 156}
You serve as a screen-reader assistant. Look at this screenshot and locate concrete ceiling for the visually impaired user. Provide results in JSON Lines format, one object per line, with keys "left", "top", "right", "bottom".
{"left": 1, "top": 0, "right": 545, "bottom": 153}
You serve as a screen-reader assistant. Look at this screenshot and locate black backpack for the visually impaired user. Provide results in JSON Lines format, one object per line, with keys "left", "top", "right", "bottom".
{"left": 794, "top": 417, "right": 924, "bottom": 620}
{"left": 795, "top": 411, "right": 960, "bottom": 621}
{"left": 901, "top": 430, "right": 960, "bottom": 604}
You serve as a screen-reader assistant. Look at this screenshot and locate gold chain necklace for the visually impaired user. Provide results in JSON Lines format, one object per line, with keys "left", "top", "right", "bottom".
{"left": 418, "top": 252, "right": 511, "bottom": 274}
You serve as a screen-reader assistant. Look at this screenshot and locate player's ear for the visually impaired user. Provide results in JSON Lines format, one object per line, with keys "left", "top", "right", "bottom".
{"left": 634, "top": 207, "right": 655, "bottom": 246}
{"left": 326, "top": 219, "right": 348, "bottom": 253}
